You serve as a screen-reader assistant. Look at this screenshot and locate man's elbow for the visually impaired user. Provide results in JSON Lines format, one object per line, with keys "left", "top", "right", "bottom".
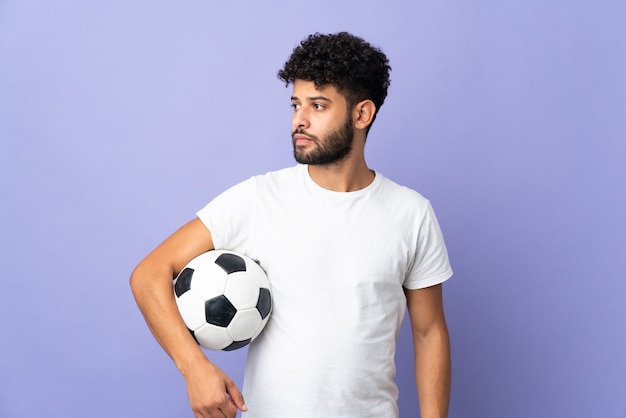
{"left": 413, "top": 318, "right": 449, "bottom": 346}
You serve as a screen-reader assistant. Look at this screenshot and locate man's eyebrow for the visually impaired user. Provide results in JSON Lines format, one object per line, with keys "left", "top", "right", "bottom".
{"left": 291, "top": 95, "right": 332, "bottom": 102}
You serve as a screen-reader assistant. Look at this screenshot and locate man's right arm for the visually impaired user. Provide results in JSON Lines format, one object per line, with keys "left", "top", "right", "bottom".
{"left": 129, "top": 218, "right": 247, "bottom": 418}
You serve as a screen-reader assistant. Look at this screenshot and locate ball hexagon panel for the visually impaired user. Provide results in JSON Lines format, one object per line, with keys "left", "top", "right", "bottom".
{"left": 224, "top": 272, "right": 261, "bottom": 309}
{"left": 188, "top": 262, "right": 228, "bottom": 299}
{"left": 228, "top": 308, "right": 263, "bottom": 341}
{"left": 250, "top": 318, "right": 268, "bottom": 341}
{"left": 175, "top": 291, "right": 208, "bottom": 331}
{"left": 194, "top": 323, "right": 235, "bottom": 351}
{"left": 246, "top": 261, "right": 271, "bottom": 287}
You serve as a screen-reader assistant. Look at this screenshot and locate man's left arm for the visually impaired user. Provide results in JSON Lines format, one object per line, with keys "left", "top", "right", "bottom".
{"left": 404, "top": 283, "right": 451, "bottom": 418}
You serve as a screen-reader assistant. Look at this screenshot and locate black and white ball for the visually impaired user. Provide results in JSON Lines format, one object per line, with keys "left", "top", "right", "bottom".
{"left": 173, "top": 250, "right": 272, "bottom": 351}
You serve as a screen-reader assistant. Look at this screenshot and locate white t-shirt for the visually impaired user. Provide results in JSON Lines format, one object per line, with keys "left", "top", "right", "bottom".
{"left": 197, "top": 164, "right": 452, "bottom": 417}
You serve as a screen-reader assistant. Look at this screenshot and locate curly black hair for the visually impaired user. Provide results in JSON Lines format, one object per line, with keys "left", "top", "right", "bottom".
{"left": 278, "top": 32, "right": 391, "bottom": 124}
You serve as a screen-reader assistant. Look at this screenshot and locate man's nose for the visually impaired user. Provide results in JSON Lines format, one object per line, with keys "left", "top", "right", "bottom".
{"left": 292, "top": 109, "right": 310, "bottom": 131}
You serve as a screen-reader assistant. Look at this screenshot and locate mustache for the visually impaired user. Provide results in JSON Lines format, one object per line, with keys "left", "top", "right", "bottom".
{"left": 292, "top": 128, "right": 318, "bottom": 141}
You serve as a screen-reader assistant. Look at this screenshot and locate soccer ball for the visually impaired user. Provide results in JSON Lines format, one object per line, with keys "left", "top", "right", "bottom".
{"left": 173, "top": 250, "right": 272, "bottom": 351}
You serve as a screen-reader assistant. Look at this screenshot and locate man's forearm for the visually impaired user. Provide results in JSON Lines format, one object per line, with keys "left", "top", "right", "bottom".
{"left": 414, "top": 324, "right": 451, "bottom": 418}
{"left": 130, "top": 260, "right": 208, "bottom": 373}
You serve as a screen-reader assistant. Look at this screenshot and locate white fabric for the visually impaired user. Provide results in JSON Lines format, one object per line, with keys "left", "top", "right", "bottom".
{"left": 197, "top": 164, "right": 452, "bottom": 417}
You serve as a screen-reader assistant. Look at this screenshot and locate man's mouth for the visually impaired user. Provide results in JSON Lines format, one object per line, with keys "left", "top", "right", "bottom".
{"left": 292, "top": 132, "right": 315, "bottom": 145}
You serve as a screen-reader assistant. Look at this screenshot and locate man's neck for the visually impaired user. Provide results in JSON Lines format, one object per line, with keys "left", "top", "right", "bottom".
{"left": 307, "top": 159, "right": 375, "bottom": 192}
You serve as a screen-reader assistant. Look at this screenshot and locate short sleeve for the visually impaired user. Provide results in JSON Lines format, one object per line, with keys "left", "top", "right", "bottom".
{"left": 196, "top": 177, "right": 256, "bottom": 251}
{"left": 403, "top": 202, "right": 453, "bottom": 289}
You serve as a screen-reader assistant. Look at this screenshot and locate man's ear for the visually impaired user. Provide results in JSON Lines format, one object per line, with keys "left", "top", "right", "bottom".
{"left": 353, "top": 100, "right": 377, "bottom": 130}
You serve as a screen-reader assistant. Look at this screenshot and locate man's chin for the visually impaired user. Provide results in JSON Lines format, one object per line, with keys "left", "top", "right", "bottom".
{"left": 293, "top": 148, "right": 314, "bottom": 164}
{"left": 294, "top": 153, "right": 350, "bottom": 166}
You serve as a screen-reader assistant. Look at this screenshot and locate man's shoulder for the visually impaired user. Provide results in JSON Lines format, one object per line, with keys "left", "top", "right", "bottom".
{"left": 376, "top": 172, "right": 430, "bottom": 207}
{"left": 252, "top": 165, "right": 303, "bottom": 185}
{"left": 262, "top": 164, "right": 302, "bottom": 177}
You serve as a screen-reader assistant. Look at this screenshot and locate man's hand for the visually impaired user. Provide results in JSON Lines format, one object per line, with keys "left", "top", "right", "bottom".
{"left": 184, "top": 357, "right": 247, "bottom": 418}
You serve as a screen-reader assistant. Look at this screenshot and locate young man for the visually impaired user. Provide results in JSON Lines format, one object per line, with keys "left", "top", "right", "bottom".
{"left": 131, "top": 32, "right": 452, "bottom": 418}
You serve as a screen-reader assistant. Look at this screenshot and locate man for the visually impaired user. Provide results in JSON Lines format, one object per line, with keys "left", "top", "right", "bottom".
{"left": 131, "top": 32, "right": 452, "bottom": 418}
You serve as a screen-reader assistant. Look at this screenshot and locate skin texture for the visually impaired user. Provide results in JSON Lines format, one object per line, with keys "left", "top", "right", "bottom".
{"left": 405, "top": 285, "right": 451, "bottom": 418}
{"left": 130, "top": 80, "right": 451, "bottom": 417}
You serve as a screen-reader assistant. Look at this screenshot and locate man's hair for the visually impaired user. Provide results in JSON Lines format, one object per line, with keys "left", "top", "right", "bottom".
{"left": 278, "top": 32, "right": 391, "bottom": 128}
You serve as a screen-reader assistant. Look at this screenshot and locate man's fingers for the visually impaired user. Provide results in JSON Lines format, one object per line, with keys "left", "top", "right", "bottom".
{"left": 192, "top": 394, "right": 236, "bottom": 418}
{"left": 226, "top": 380, "right": 247, "bottom": 412}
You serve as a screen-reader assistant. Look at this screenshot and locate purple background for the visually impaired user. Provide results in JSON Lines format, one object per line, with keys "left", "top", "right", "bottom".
{"left": 1, "top": 1, "right": 625, "bottom": 417}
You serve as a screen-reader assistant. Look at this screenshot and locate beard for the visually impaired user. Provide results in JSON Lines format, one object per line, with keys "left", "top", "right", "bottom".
{"left": 292, "top": 115, "right": 354, "bottom": 165}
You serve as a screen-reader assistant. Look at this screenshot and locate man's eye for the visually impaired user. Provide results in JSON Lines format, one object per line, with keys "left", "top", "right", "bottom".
{"left": 313, "top": 103, "right": 325, "bottom": 110}
{"left": 291, "top": 103, "right": 301, "bottom": 110}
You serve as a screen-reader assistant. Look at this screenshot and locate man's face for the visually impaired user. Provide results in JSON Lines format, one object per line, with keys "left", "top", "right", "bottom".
{"left": 290, "top": 80, "right": 354, "bottom": 165}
